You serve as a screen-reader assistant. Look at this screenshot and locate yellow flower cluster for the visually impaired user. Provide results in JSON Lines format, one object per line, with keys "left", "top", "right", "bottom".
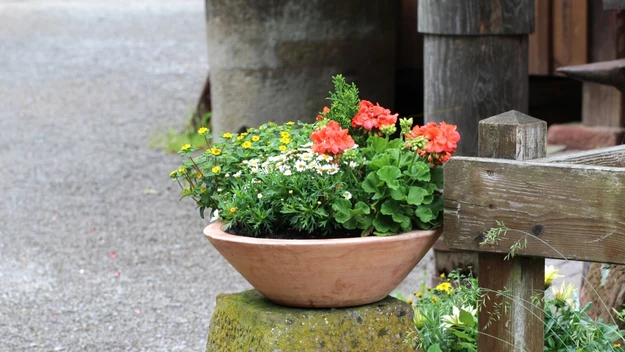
{"left": 212, "top": 166, "right": 221, "bottom": 173}
{"left": 180, "top": 144, "right": 191, "bottom": 152}
{"left": 242, "top": 141, "right": 252, "bottom": 149}
{"left": 435, "top": 282, "right": 453, "bottom": 294}
{"left": 197, "top": 127, "right": 208, "bottom": 135}
{"left": 223, "top": 133, "right": 233, "bottom": 139}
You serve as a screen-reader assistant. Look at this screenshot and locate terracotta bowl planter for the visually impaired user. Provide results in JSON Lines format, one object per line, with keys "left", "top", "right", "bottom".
{"left": 204, "top": 221, "right": 443, "bottom": 308}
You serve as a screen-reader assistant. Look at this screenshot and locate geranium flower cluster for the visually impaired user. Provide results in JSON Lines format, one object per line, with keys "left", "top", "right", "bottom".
{"left": 352, "top": 100, "right": 398, "bottom": 133}
{"left": 406, "top": 122, "right": 460, "bottom": 165}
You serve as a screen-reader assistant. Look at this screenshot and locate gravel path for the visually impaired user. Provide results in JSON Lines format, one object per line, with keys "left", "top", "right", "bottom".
{"left": 0, "top": 1, "right": 433, "bottom": 350}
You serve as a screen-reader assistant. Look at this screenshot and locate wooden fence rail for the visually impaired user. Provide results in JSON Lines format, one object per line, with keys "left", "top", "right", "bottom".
{"left": 443, "top": 110, "right": 625, "bottom": 351}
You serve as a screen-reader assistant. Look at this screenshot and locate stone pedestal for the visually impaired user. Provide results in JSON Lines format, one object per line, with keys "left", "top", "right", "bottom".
{"left": 206, "top": 290, "right": 414, "bottom": 352}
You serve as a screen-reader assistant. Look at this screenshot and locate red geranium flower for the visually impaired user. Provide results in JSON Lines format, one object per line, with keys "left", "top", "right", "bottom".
{"left": 410, "top": 122, "right": 460, "bottom": 154}
{"left": 352, "top": 100, "right": 398, "bottom": 131}
{"left": 311, "top": 120, "right": 355, "bottom": 156}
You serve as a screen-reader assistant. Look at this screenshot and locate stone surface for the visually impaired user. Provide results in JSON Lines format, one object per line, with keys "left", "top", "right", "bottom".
{"left": 206, "top": 0, "right": 397, "bottom": 137}
{"left": 206, "top": 290, "right": 415, "bottom": 352}
{"left": 547, "top": 124, "right": 625, "bottom": 150}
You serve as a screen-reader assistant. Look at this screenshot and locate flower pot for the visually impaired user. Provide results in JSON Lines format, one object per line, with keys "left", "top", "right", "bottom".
{"left": 204, "top": 221, "right": 442, "bottom": 308}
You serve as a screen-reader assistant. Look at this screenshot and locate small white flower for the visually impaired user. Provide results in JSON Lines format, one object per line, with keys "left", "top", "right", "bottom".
{"left": 283, "top": 169, "right": 292, "bottom": 176}
{"left": 217, "top": 188, "right": 222, "bottom": 192}
{"left": 295, "top": 161, "right": 307, "bottom": 172}
{"left": 209, "top": 210, "right": 220, "bottom": 223}
{"left": 315, "top": 166, "right": 324, "bottom": 175}
{"left": 249, "top": 159, "right": 260, "bottom": 167}
{"left": 308, "top": 161, "right": 319, "bottom": 169}
{"left": 302, "top": 142, "right": 313, "bottom": 148}
{"left": 225, "top": 173, "right": 230, "bottom": 178}
{"left": 257, "top": 193, "right": 263, "bottom": 199}
{"left": 300, "top": 153, "right": 314, "bottom": 161}
{"left": 233, "top": 171, "right": 242, "bottom": 178}
{"left": 349, "top": 161, "right": 358, "bottom": 169}
{"left": 343, "top": 191, "right": 352, "bottom": 200}
{"left": 327, "top": 166, "right": 339, "bottom": 175}
{"left": 250, "top": 167, "right": 258, "bottom": 174}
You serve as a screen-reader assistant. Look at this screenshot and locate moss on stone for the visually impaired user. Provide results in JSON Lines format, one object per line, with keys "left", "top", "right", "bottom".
{"left": 206, "top": 290, "right": 415, "bottom": 352}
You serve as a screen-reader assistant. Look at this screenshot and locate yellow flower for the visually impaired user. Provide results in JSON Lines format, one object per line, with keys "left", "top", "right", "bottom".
{"left": 440, "top": 273, "right": 446, "bottom": 279}
{"left": 431, "top": 297, "right": 438, "bottom": 303}
{"left": 237, "top": 136, "right": 244, "bottom": 141}
{"left": 182, "top": 187, "right": 191, "bottom": 195}
{"left": 180, "top": 144, "right": 191, "bottom": 152}
{"left": 407, "top": 298, "right": 413, "bottom": 304}
{"left": 280, "top": 131, "right": 290, "bottom": 138}
{"left": 169, "top": 170, "right": 177, "bottom": 178}
{"left": 223, "top": 133, "right": 233, "bottom": 139}
{"left": 286, "top": 121, "right": 295, "bottom": 125}
{"left": 280, "top": 137, "right": 291, "bottom": 144}
{"left": 177, "top": 167, "right": 185, "bottom": 174}
{"left": 279, "top": 145, "right": 287, "bottom": 151}
{"left": 212, "top": 166, "right": 221, "bottom": 173}
{"left": 196, "top": 173, "right": 203, "bottom": 179}
{"left": 211, "top": 148, "right": 222, "bottom": 156}
{"left": 552, "top": 282, "right": 576, "bottom": 307}
{"left": 415, "top": 291, "right": 423, "bottom": 298}
{"left": 615, "top": 343, "right": 622, "bottom": 348}
{"left": 544, "top": 265, "right": 563, "bottom": 289}
{"left": 229, "top": 207, "right": 237, "bottom": 214}
{"left": 241, "top": 132, "right": 248, "bottom": 136}
{"left": 435, "top": 282, "right": 453, "bottom": 294}
{"left": 252, "top": 135, "right": 260, "bottom": 142}
{"left": 426, "top": 286, "right": 431, "bottom": 291}
{"left": 197, "top": 127, "right": 208, "bottom": 135}
{"left": 242, "top": 141, "right": 252, "bottom": 149}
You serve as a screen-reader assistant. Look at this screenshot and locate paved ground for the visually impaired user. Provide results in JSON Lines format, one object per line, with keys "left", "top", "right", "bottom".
{"left": 0, "top": 1, "right": 582, "bottom": 351}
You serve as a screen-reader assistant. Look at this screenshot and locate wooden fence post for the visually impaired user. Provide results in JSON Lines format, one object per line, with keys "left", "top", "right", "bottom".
{"left": 476, "top": 110, "right": 547, "bottom": 351}
{"left": 418, "top": 0, "right": 534, "bottom": 156}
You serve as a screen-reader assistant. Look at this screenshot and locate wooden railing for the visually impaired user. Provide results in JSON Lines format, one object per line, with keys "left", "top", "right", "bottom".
{"left": 443, "top": 110, "right": 625, "bottom": 351}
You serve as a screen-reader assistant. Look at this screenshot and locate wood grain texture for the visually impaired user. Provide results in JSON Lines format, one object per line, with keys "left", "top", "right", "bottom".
{"left": 444, "top": 157, "right": 625, "bottom": 264}
{"left": 583, "top": 1, "right": 625, "bottom": 127}
{"left": 475, "top": 113, "right": 545, "bottom": 352}
{"left": 423, "top": 36, "right": 528, "bottom": 156}
{"left": 553, "top": 0, "right": 588, "bottom": 70}
{"left": 537, "top": 144, "right": 625, "bottom": 167}
{"left": 529, "top": 0, "right": 551, "bottom": 75}
{"left": 418, "top": 0, "right": 534, "bottom": 35}
{"left": 478, "top": 110, "right": 547, "bottom": 160}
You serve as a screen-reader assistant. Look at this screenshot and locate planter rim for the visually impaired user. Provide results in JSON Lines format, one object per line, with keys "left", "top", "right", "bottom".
{"left": 204, "top": 221, "right": 443, "bottom": 246}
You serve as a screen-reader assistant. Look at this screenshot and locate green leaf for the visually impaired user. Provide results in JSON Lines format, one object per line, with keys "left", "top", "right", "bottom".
{"left": 377, "top": 166, "right": 401, "bottom": 190}
{"left": 431, "top": 166, "right": 444, "bottom": 188}
{"left": 372, "top": 214, "right": 398, "bottom": 234}
{"left": 415, "top": 205, "right": 434, "bottom": 223}
{"left": 406, "top": 186, "right": 428, "bottom": 205}
{"left": 354, "top": 201, "right": 371, "bottom": 215}
{"left": 392, "top": 212, "right": 411, "bottom": 232}
{"left": 404, "top": 161, "right": 430, "bottom": 181}
{"left": 369, "top": 154, "right": 390, "bottom": 171}
{"left": 380, "top": 200, "right": 401, "bottom": 215}
{"left": 369, "top": 136, "right": 388, "bottom": 153}
{"left": 362, "top": 172, "right": 381, "bottom": 193}
{"left": 427, "top": 345, "right": 443, "bottom": 352}
{"left": 377, "top": 166, "right": 401, "bottom": 182}
{"left": 459, "top": 310, "right": 475, "bottom": 327}
{"left": 332, "top": 198, "right": 351, "bottom": 215}
{"left": 390, "top": 187, "right": 406, "bottom": 201}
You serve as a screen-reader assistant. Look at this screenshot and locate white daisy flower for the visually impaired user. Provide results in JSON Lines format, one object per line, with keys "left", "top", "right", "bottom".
{"left": 295, "top": 161, "right": 307, "bottom": 172}
{"left": 308, "top": 161, "right": 319, "bottom": 169}
{"left": 302, "top": 142, "right": 313, "bottom": 148}
{"left": 327, "top": 165, "right": 339, "bottom": 175}
{"left": 343, "top": 191, "right": 352, "bottom": 200}
{"left": 257, "top": 193, "right": 263, "bottom": 199}
{"left": 300, "top": 152, "right": 314, "bottom": 161}
{"left": 248, "top": 159, "right": 260, "bottom": 167}
{"left": 283, "top": 169, "right": 292, "bottom": 176}
{"left": 233, "top": 171, "right": 242, "bottom": 178}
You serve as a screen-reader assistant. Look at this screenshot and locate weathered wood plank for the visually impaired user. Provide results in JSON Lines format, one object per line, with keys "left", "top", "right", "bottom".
{"left": 444, "top": 157, "right": 625, "bottom": 264}
{"left": 553, "top": 0, "right": 588, "bottom": 71}
{"left": 604, "top": 0, "right": 625, "bottom": 9}
{"left": 476, "top": 112, "right": 545, "bottom": 352}
{"left": 529, "top": 0, "right": 551, "bottom": 75}
{"left": 423, "top": 36, "right": 529, "bottom": 156}
{"left": 418, "top": 0, "right": 534, "bottom": 35}
{"left": 536, "top": 144, "right": 625, "bottom": 167}
{"left": 583, "top": 1, "right": 625, "bottom": 127}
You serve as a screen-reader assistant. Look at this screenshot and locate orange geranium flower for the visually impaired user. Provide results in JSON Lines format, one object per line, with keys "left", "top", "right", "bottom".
{"left": 310, "top": 120, "right": 355, "bottom": 156}
{"left": 352, "top": 100, "right": 398, "bottom": 131}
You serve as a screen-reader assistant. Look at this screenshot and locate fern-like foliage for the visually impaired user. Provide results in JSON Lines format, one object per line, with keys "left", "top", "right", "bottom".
{"left": 326, "top": 75, "right": 360, "bottom": 130}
